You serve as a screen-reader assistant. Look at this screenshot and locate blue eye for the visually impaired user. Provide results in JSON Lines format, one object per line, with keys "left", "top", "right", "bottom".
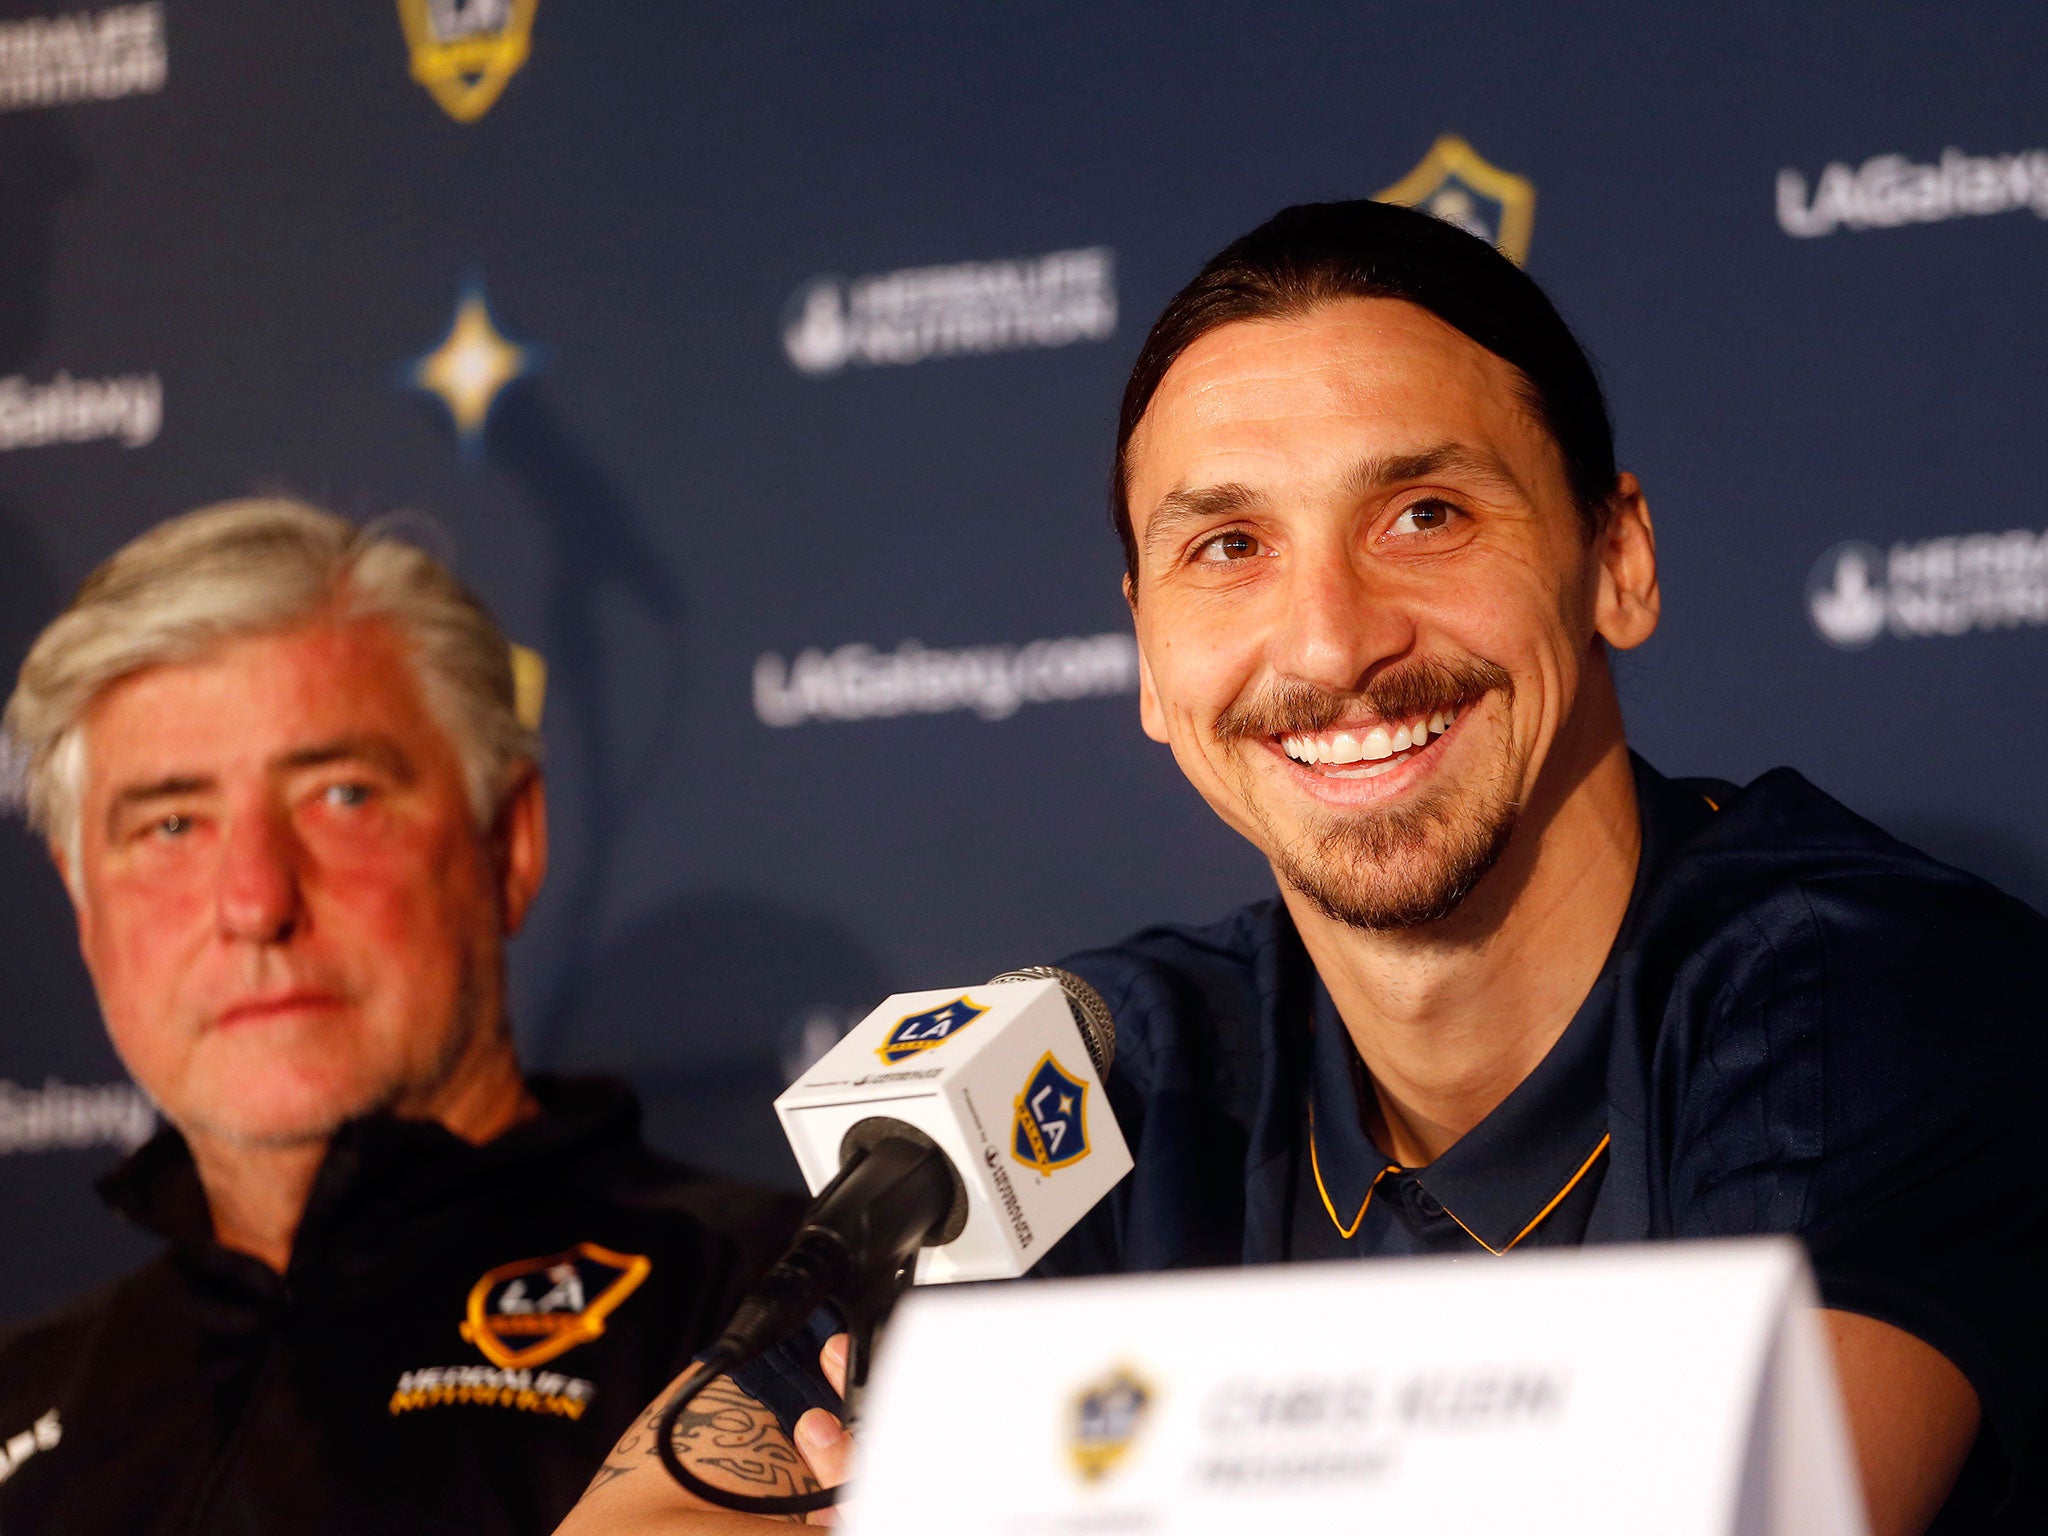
{"left": 156, "top": 814, "right": 191, "bottom": 838}
{"left": 323, "top": 782, "right": 371, "bottom": 808}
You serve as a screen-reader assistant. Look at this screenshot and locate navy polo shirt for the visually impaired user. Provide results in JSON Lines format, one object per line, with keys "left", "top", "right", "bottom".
{"left": 740, "top": 757, "right": 2048, "bottom": 1531}
{"left": 1288, "top": 965, "right": 1612, "bottom": 1259}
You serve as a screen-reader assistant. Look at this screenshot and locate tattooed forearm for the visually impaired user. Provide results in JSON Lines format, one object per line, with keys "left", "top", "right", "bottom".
{"left": 665, "top": 1376, "right": 821, "bottom": 1508}
{"left": 584, "top": 1460, "right": 635, "bottom": 1491}
{"left": 582, "top": 1374, "right": 819, "bottom": 1520}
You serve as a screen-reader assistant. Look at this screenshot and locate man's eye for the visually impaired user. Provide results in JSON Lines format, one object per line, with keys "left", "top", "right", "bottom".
{"left": 1389, "top": 499, "right": 1458, "bottom": 536}
{"left": 322, "top": 782, "right": 372, "bottom": 808}
{"left": 1194, "top": 531, "right": 1264, "bottom": 564}
{"left": 154, "top": 814, "right": 192, "bottom": 838}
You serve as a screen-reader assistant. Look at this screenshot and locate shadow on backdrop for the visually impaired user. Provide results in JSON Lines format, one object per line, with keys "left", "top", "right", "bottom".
{"left": 0, "top": 113, "right": 86, "bottom": 367}
{"left": 486, "top": 382, "right": 687, "bottom": 1041}
{"left": 480, "top": 385, "right": 884, "bottom": 1186}
{"left": 0, "top": 113, "right": 161, "bottom": 1325}
{"left": 0, "top": 505, "right": 161, "bottom": 1325}
{"left": 544, "top": 889, "right": 891, "bottom": 1186}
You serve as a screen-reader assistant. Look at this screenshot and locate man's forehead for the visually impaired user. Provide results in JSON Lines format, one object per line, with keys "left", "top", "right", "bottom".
{"left": 81, "top": 620, "right": 438, "bottom": 784}
{"left": 1129, "top": 301, "right": 1552, "bottom": 514}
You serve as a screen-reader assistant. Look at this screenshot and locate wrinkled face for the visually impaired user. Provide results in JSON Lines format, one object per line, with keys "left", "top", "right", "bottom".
{"left": 66, "top": 619, "right": 524, "bottom": 1147}
{"left": 1124, "top": 298, "right": 1630, "bottom": 929}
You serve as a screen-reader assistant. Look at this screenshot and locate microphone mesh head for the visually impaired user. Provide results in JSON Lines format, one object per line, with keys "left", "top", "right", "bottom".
{"left": 987, "top": 965, "right": 1115, "bottom": 1078}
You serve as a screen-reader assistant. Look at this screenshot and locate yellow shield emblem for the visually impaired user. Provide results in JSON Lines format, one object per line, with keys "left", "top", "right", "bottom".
{"left": 1377, "top": 134, "right": 1536, "bottom": 265}
{"left": 1069, "top": 1365, "right": 1153, "bottom": 1483}
{"left": 397, "top": 0, "right": 538, "bottom": 124}
{"left": 458, "top": 1241, "right": 651, "bottom": 1369}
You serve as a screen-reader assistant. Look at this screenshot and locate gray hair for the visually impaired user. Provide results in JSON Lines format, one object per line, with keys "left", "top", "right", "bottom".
{"left": 4, "top": 498, "right": 540, "bottom": 862}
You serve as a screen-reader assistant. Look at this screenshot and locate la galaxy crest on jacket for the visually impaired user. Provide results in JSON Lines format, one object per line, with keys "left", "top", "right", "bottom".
{"left": 0, "top": 1080, "right": 801, "bottom": 1535}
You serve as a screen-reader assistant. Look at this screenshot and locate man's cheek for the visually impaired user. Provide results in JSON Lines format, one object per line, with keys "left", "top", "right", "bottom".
{"left": 93, "top": 889, "right": 203, "bottom": 997}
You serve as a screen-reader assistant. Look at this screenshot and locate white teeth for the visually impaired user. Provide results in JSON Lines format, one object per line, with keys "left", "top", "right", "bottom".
{"left": 1329, "top": 756, "right": 1406, "bottom": 780}
{"left": 1283, "top": 709, "right": 1460, "bottom": 771}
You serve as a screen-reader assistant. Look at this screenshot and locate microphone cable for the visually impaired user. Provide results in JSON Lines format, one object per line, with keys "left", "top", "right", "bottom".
{"left": 655, "top": 966, "right": 1115, "bottom": 1515}
{"left": 654, "top": 1130, "right": 960, "bottom": 1515}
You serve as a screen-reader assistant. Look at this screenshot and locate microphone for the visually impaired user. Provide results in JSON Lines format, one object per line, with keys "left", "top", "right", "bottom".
{"left": 657, "top": 968, "right": 1130, "bottom": 1514}
{"left": 773, "top": 964, "right": 1128, "bottom": 1287}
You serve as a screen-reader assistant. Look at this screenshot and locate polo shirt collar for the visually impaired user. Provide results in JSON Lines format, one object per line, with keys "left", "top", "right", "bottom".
{"left": 1306, "top": 974, "right": 1613, "bottom": 1252}
{"left": 1401, "top": 981, "right": 1612, "bottom": 1252}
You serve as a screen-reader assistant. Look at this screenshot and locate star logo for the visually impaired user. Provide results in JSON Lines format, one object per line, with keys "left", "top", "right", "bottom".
{"left": 404, "top": 277, "right": 538, "bottom": 458}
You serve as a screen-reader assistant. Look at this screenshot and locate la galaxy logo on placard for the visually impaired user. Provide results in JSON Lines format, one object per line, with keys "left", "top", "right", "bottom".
{"left": 875, "top": 996, "right": 987, "bottom": 1065}
{"left": 1069, "top": 1366, "right": 1152, "bottom": 1483}
{"left": 1012, "top": 1051, "right": 1089, "bottom": 1175}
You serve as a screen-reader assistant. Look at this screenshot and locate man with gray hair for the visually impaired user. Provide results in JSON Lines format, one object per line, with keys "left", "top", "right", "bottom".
{"left": 0, "top": 499, "right": 800, "bottom": 1536}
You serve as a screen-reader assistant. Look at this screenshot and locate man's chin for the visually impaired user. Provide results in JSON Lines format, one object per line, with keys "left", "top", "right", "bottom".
{"left": 1275, "top": 796, "right": 1519, "bottom": 933}
{"left": 171, "top": 1078, "right": 395, "bottom": 1152}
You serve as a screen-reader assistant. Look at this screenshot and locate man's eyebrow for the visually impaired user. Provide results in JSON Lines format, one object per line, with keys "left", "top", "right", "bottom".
{"left": 104, "top": 775, "right": 214, "bottom": 841}
{"left": 276, "top": 737, "right": 416, "bottom": 780}
{"left": 1141, "top": 482, "right": 1265, "bottom": 555}
{"left": 1343, "top": 441, "right": 1528, "bottom": 500}
{"left": 110, "top": 775, "right": 212, "bottom": 811}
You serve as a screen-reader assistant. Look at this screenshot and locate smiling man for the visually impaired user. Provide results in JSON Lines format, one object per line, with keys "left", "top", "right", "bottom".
{"left": 0, "top": 501, "right": 800, "bottom": 1536}
{"left": 563, "top": 202, "right": 2048, "bottom": 1536}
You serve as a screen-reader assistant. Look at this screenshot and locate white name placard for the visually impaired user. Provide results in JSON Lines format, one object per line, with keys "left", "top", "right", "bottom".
{"left": 843, "top": 1238, "right": 1866, "bottom": 1536}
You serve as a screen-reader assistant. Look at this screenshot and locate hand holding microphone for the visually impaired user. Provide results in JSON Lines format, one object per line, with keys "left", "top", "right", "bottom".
{"left": 654, "top": 967, "right": 1130, "bottom": 1515}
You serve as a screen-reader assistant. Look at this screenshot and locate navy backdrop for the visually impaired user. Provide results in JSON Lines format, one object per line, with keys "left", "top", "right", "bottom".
{"left": 4, "top": 0, "right": 2046, "bottom": 1325}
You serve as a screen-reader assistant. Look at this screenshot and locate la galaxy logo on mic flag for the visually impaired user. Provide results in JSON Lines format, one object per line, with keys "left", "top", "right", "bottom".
{"left": 1013, "top": 1052, "right": 1090, "bottom": 1175}
{"left": 875, "top": 995, "right": 987, "bottom": 1065}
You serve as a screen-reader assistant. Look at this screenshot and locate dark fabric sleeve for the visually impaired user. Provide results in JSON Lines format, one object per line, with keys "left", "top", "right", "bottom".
{"left": 725, "top": 1307, "right": 845, "bottom": 1439}
{"left": 1665, "top": 870, "right": 2048, "bottom": 1495}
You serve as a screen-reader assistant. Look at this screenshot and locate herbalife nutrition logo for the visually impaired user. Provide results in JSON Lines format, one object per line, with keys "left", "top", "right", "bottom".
{"left": 0, "top": 3, "right": 164, "bottom": 112}
{"left": 782, "top": 247, "right": 1116, "bottom": 377}
{"left": 1807, "top": 530, "right": 2048, "bottom": 649}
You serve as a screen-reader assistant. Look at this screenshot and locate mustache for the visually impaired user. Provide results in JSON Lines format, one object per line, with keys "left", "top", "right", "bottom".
{"left": 1214, "top": 656, "right": 1513, "bottom": 742}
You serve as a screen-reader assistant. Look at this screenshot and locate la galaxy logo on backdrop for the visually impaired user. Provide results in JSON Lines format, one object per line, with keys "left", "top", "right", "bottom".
{"left": 1012, "top": 1052, "right": 1089, "bottom": 1176}
{"left": 1379, "top": 135, "right": 1536, "bottom": 265}
{"left": 876, "top": 996, "right": 986, "bottom": 1065}
{"left": 398, "top": 0, "right": 536, "bottom": 123}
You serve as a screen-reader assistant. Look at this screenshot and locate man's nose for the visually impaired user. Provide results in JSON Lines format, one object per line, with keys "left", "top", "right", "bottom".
{"left": 1268, "top": 545, "right": 1417, "bottom": 691}
{"left": 215, "top": 807, "right": 303, "bottom": 944}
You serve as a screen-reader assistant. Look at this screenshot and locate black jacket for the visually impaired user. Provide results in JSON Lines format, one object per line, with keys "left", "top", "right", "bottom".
{"left": 0, "top": 1076, "right": 804, "bottom": 1535}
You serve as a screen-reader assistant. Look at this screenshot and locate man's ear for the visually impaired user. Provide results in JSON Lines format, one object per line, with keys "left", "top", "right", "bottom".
{"left": 1126, "top": 574, "right": 1170, "bottom": 745}
{"left": 493, "top": 767, "right": 549, "bottom": 935}
{"left": 1593, "top": 471, "right": 1660, "bottom": 652}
